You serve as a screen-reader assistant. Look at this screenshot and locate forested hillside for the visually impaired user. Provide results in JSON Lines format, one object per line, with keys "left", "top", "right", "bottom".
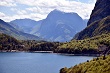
{"left": 60, "top": 55, "right": 110, "bottom": 73}
{"left": 21, "top": 40, "right": 60, "bottom": 51}
{"left": 54, "top": 33, "right": 110, "bottom": 55}
{"left": 60, "top": 0, "right": 110, "bottom": 73}
{"left": 0, "top": 33, "right": 60, "bottom": 52}
{"left": 0, "top": 33, "right": 23, "bottom": 51}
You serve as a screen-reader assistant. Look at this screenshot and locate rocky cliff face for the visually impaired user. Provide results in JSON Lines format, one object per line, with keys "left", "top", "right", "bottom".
{"left": 74, "top": 0, "right": 110, "bottom": 40}
{"left": 88, "top": 0, "right": 110, "bottom": 26}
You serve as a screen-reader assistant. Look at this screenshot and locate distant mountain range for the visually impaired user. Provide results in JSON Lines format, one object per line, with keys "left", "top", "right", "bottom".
{"left": 10, "top": 9, "right": 87, "bottom": 42}
{"left": 0, "top": 19, "right": 42, "bottom": 40}
{"left": 10, "top": 19, "right": 42, "bottom": 33}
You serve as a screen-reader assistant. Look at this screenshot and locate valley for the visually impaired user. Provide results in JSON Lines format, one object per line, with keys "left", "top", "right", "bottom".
{"left": 0, "top": 0, "right": 110, "bottom": 73}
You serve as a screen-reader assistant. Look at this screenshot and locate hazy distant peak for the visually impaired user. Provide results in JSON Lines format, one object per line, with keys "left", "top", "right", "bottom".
{"left": 35, "top": 9, "right": 86, "bottom": 42}
{"left": 12, "top": 18, "right": 37, "bottom": 22}
{"left": 47, "top": 9, "right": 81, "bottom": 21}
{"left": 50, "top": 9, "right": 78, "bottom": 15}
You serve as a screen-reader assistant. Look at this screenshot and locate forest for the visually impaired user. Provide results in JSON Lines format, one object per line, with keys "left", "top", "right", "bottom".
{"left": 0, "top": 33, "right": 24, "bottom": 52}
{"left": 60, "top": 55, "right": 110, "bottom": 73}
{"left": 1, "top": 33, "right": 110, "bottom": 55}
{"left": 0, "top": 33, "right": 60, "bottom": 52}
{"left": 21, "top": 40, "right": 60, "bottom": 51}
{"left": 54, "top": 33, "right": 110, "bottom": 55}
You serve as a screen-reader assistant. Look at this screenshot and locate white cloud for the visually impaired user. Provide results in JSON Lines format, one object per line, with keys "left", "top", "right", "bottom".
{"left": 17, "top": 10, "right": 27, "bottom": 15}
{"left": 0, "top": 0, "right": 16, "bottom": 7}
{"left": 25, "top": 0, "right": 95, "bottom": 19}
{"left": 26, "top": 7, "right": 43, "bottom": 14}
{"left": 0, "top": 11, "right": 29, "bottom": 22}
{"left": 1, "top": 14, "right": 29, "bottom": 22}
{"left": 0, "top": 12, "right": 5, "bottom": 17}
{"left": 0, "top": 12, "right": 44, "bottom": 22}
{"left": 0, "top": 0, "right": 96, "bottom": 22}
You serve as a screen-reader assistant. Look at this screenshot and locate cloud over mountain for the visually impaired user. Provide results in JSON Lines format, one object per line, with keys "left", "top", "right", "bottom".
{"left": 0, "top": 0, "right": 96, "bottom": 22}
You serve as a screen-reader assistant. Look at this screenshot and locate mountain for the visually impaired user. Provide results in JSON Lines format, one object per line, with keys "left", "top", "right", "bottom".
{"left": 10, "top": 19, "right": 43, "bottom": 38}
{"left": 29, "top": 20, "right": 43, "bottom": 36}
{"left": 87, "top": 0, "right": 110, "bottom": 26}
{"left": 84, "top": 19, "right": 88, "bottom": 24}
{"left": 10, "top": 18, "right": 42, "bottom": 33}
{"left": 8, "top": 22, "right": 23, "bottom": 32}
{"left": 10, "top": 10, "right": 86, "bottom": 42}
{"left": 0, "top": 19, "right": 42, "bottom": 40}
{"left": 59, "top": 0, "right": 110, "bottom": 72}
{"left": 74, "top": 0, "right": 110, "bottom": 40}
{"left": 55, "top": 0, "right": 110, "bottom": 54}
{"left": 32, "top": 9, "right": 86, "bottom": 42}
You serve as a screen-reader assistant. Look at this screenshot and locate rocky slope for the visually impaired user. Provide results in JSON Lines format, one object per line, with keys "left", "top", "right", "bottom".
{"left": 88, "top": 0, "right": 110, "bottom": 26}
{"left": 74, "top": 0, "right": 110, "bottom": 40}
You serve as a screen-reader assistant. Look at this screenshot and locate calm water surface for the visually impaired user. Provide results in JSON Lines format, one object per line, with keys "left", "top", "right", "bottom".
{"left": 0, "top": 52, "right": 94, "bottom": 73}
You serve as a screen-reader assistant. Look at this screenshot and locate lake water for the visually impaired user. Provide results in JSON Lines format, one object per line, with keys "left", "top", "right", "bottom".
{"left": 0, "top": 52, "right": 94, "bottom": 73}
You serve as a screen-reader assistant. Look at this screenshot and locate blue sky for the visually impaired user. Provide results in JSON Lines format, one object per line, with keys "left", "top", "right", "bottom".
{"left": 0, "top": 0, "right": 96, "bottom": 22}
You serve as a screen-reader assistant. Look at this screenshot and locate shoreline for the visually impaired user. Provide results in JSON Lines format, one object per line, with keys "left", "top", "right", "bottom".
{"left": 58, "top": 53, "right": 100, "bottom": 57}
{"left": 0, "top": 50, "right": 100, "bottom": 57}
{"left": 30, "top": 51, "right": 53, "bottom": 53}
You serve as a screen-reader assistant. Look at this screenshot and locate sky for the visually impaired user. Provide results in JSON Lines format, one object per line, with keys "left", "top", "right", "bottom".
{"left": 0, "top": 0, "right": 96, "bottom": 22}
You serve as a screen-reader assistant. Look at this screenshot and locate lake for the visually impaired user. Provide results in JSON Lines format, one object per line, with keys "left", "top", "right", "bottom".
{"left": 0, "top": 52, "right": 94, "bottom": 73}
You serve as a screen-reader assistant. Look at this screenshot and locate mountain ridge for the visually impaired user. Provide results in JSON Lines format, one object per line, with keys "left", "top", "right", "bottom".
{"left": 10, "top": 9, "right": 86, "bottom": 42}
{"left": 74, "top": 0, "right": 110, "bottom": 40}
{"left": 10, "top": 18, "right": 41, "bottom": 33}
{"left": 0, "top": 19, "right": 42, "bottom": 41}
{"left": 87, "top": 0, "right": 110, "bottom": 26}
